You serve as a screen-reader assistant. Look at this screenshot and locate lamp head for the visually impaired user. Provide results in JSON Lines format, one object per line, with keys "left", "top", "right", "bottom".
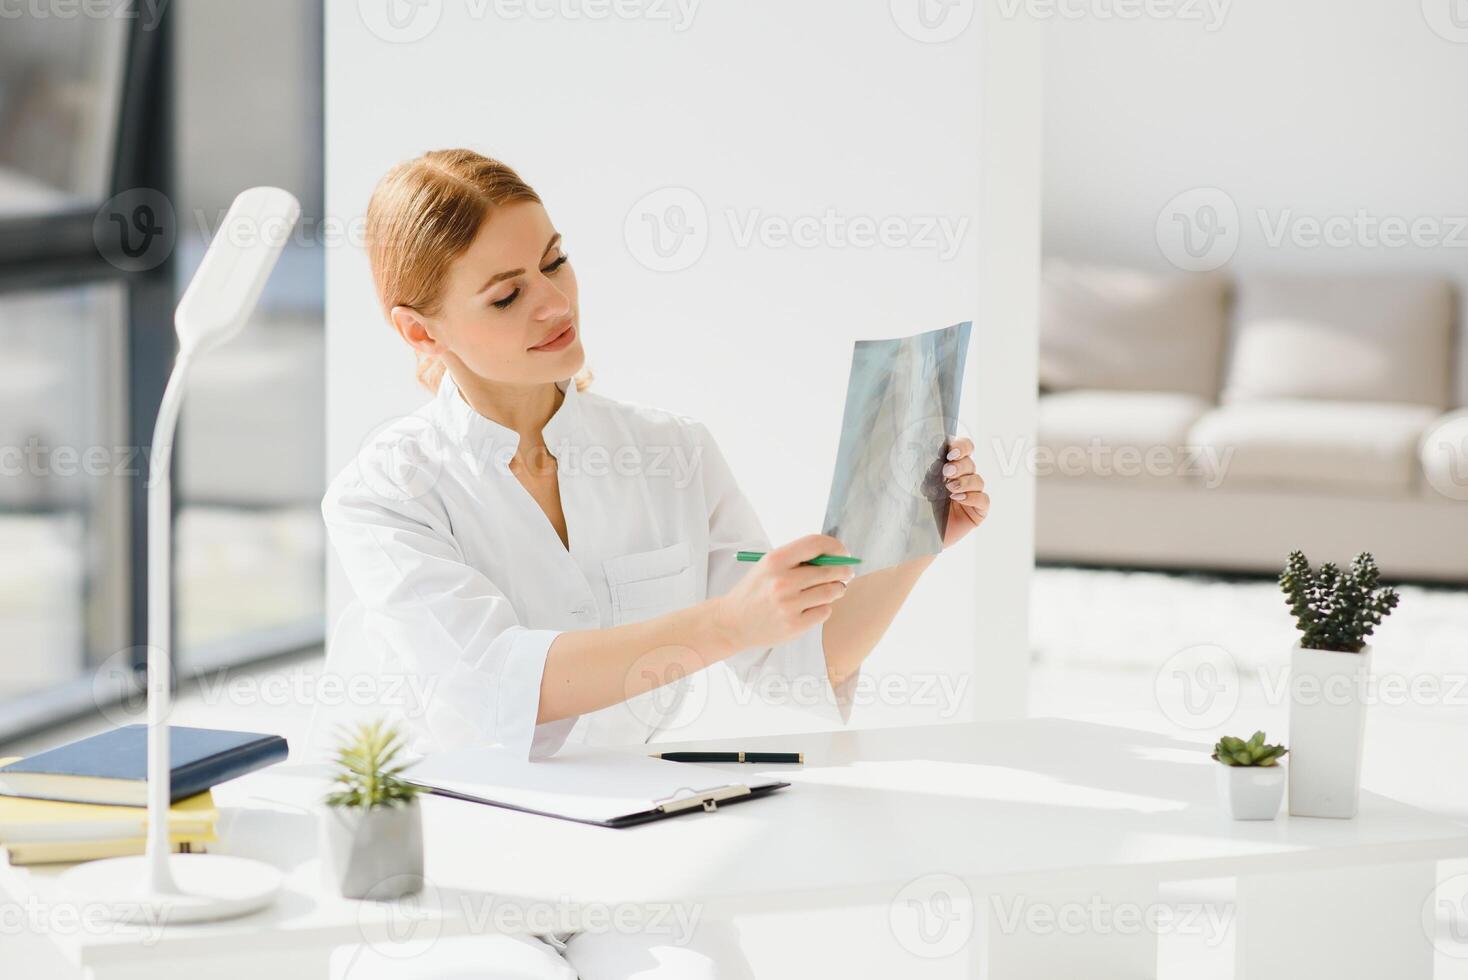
{"left": 174, "top": 186, "right": 301, "bottom": 357}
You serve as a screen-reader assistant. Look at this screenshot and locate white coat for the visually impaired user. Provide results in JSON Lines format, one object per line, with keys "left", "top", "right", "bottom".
{"left": 321, "top": 370, "right": 855, "bottom": 760}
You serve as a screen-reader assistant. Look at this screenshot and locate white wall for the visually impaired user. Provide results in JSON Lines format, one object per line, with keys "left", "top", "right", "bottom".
{"left": 325, "top": 1, "right": 1040, "bottom": 735}
{"left": 177, "top": 0, "right": 321, "bottom": 216}
{"left": 1043, "top": 0, "right": 1468, "bottom": 402}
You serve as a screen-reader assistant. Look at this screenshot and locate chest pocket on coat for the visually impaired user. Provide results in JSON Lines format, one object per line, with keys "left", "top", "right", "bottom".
{"left": 602, "top": 540, "right": 699, "bottom": 626}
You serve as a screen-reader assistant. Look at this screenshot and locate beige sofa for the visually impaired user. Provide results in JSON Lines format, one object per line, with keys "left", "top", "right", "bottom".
{"left": 1035, "top": 262, "right": 1468, "bottom": 582}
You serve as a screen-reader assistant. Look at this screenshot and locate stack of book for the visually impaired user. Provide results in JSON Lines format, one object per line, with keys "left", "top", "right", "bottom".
{"left": 0, "top": 772, "right": 218, "bottom": 865}
{"left": 0, "top": 724, "right": 289, "bottom": 867}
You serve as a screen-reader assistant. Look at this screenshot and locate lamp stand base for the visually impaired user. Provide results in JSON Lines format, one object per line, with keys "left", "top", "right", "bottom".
{"left": 57, "top": 854, "right": 283, "bottom": 923}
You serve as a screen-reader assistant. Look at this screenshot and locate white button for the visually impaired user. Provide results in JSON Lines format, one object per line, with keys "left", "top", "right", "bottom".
{"left": 571, "top": 602, "right": 595, "bottom": 618}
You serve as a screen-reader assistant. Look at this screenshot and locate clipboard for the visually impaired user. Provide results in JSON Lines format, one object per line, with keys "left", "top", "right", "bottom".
{"left": 402, "top": 745, "right": 790, "bottom": 828}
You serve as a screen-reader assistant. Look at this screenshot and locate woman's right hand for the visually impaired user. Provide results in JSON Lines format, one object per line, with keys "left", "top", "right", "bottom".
{"left": 710, "top": 534, "right": 855, "bottom": 652}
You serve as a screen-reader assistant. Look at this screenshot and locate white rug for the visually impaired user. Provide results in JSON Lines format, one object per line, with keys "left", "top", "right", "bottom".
{"left": 1031, "top": 564, "right": 1468, "bottom": 677}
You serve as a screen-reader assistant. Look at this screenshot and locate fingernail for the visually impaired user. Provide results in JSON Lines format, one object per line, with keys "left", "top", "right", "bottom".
{"left": 942, "top": 464, "right": 956, "bottom": 477}
{"left": 946, "top": 480, "right": 960, "bottom": 490}
{"left": 946, "top": 449, "right": 960, "bottom": 461}
{"left": 952, "top": 492, "right": 966, "bottom": 500}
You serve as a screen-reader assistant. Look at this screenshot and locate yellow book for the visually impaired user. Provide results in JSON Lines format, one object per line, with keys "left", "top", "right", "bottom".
{"left": 0, "top": 758, "right": 217, "bottom": 844}
{"left": 4, "top": 835, "right": 214, "bottom": 866}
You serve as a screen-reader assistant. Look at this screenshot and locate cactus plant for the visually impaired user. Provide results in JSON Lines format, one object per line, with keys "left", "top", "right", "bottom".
{"left": 1212, "top": 731, "right": 1288, "bottom": 767}
{"left": 1278, "top": 550, "right": 1399, "bottom": 653}
{"left": 323, "top": 719, "right": 421, "bottom": 809}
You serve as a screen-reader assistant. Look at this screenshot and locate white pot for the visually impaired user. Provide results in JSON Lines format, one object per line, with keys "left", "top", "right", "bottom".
{"left": 1216, "top": 762, "right": 1286, "bottom": 820}
{"left": 319, "top": 798, "right": 424, "bottom": 900}
{"left": 1287, "top": 641, "right": 1371, "bottom": 818}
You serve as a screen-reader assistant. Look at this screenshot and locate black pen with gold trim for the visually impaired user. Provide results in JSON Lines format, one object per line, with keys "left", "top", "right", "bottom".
{"left": 651, "top": 751, "right": 804, "bottom": 764}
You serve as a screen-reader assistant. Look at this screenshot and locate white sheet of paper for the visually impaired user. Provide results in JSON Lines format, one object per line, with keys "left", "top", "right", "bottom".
{"left": 403, "top": 745, "right": 782, "bottom": 824}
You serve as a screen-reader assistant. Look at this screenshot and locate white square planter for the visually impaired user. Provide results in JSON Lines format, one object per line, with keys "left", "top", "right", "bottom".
{"left": 1216, "top": 763, "right": 1286, "bottom": 820}
{"left": 1288, "top": 641, "right": 1371, "bottom": 818}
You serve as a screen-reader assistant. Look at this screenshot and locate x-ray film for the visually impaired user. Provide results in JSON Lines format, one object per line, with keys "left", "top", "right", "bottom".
{"left": 820, "top": 321, "right": 972, "bottom": 574}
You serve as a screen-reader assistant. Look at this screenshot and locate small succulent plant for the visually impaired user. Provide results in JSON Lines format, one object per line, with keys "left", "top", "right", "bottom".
{"left": 1212, "top": 731, "right": 1288, "bottom": 767}
{"left": 324, "top": 719, "right": 421, "bottom": 809}
{"left": 1279, "top": 550, "right": 1399, "bottom": 653}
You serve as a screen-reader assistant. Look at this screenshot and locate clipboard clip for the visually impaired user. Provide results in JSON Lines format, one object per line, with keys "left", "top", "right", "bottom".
{"left": 655, "top": 784, "right": 752, "bottom": 814}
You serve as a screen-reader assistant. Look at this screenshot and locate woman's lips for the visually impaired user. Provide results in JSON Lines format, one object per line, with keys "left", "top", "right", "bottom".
{"left": 530, "top": 323, "right": 576, "bottom": 352}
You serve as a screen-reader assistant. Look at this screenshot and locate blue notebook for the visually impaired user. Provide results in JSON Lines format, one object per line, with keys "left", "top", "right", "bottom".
{"left": 0, "top": 725, "right": 288, "bottom": 806}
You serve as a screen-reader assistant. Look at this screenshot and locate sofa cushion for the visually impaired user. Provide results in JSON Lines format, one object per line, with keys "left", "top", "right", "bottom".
{"left": 1037, "top": 390, "right": 1213, "bottom": 482}
{"left": 1189, "top": 399, "right": 1440, "bottom": 494}
{"left": 1222, "top": 274, "right": 1454, "bottom": 409}
{"left": 1039, "top": 261, "right": 1229, "bottom": 400}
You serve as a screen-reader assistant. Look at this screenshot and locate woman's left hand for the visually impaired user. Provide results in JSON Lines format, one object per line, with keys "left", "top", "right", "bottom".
{"left": 939, "top": 436, "right": 990, "bottom": 549}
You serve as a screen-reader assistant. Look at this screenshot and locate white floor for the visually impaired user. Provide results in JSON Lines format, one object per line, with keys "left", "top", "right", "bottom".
{"left": 7, "top": 565, "right": 1468, "bottom": 978}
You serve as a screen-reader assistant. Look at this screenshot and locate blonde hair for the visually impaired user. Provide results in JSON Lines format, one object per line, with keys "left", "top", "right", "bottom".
{"left": 365, "top": 148, "right": 593, "bottom": 393}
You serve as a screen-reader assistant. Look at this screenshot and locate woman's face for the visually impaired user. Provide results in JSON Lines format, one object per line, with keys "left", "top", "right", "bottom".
{"left": 394, "top": 200, "right": 584, "bottom": 385}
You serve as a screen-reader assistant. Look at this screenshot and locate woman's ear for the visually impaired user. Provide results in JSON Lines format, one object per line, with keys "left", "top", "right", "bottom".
{"left": 389, "top": 305, "right": 445, "bottom": 356}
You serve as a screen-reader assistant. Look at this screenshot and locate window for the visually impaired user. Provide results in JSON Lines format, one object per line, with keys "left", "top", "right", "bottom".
{"left": 0, "top": 0, "right": 325, "bottom": 742}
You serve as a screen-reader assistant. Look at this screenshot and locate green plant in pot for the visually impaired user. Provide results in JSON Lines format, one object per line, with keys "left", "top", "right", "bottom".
{"left": 1212, "top": 731, "right": 1288, "bottom": 820}
{"left": 1212, "top": 732, "right": 1288, "bottom": 768}
{"left": 319, "top": 719, "right": 425, "bottom": 900}
{"left": 1279, "top": 551, "right": 1399, "bottom": 819}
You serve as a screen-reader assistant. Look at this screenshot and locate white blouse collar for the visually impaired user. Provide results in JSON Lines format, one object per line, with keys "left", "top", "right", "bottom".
{"left": 434, "top": 369, "right": 585, "bottom": 458}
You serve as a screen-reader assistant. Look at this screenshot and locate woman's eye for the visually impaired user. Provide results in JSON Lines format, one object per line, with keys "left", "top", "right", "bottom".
{"left": 490, "top": 255, "right": 566, "bottom": 309}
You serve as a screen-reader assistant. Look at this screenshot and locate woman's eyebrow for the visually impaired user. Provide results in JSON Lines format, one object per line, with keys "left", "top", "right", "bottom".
{"left": 476, "top": 234, "right": 562, "bottom": 294}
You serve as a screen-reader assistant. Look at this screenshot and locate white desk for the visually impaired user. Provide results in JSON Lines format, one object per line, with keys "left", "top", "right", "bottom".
{"left": 6, "top": 718, "right": 1467, "bottom": 979}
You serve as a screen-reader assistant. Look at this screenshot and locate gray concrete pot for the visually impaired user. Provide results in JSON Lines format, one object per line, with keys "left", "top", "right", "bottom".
{"left": 319, "top": 798, "right": 424, "bottom": 900}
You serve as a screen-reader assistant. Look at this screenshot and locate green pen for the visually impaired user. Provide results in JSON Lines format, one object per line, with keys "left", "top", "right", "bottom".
{"left": 736, "top": 551, "right": 862, "bottom": 566}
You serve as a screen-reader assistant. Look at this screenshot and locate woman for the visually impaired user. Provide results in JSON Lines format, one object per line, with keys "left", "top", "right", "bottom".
{"left": 322, "top": 149, "right": 990, "bottom": 979}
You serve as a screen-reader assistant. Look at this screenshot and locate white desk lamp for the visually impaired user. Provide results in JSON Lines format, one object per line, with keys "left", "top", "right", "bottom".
{"left": 59, "top": 187, "right": 301, "bottom": 922}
